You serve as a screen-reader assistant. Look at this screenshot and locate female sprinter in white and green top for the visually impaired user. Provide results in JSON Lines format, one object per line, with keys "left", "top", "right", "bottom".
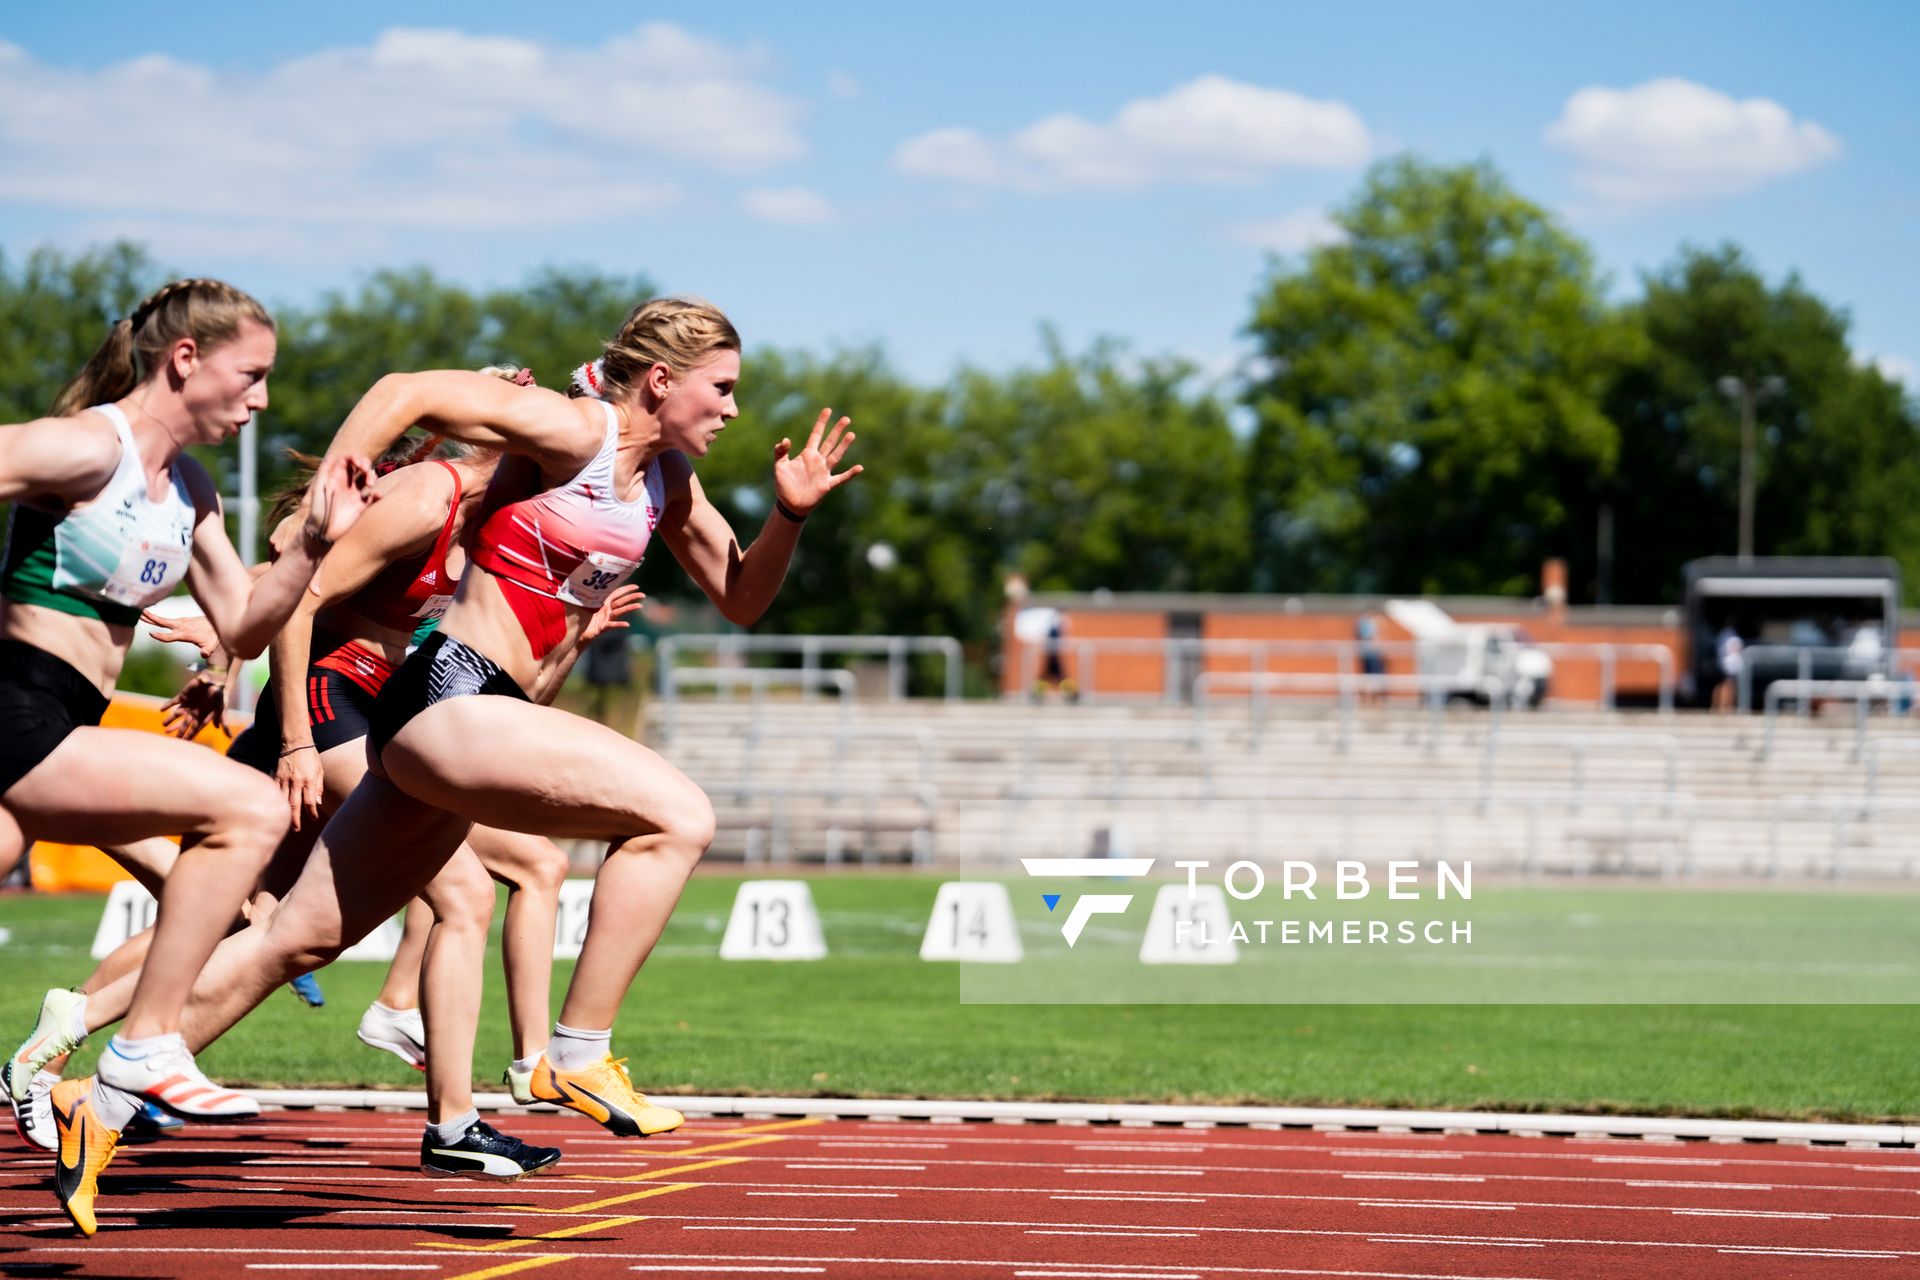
{"left": 45, "top": 296, "right": 859, "bottom": 1234}
{"left": 0, "top": 280, "right": 372, "bottom": 1139}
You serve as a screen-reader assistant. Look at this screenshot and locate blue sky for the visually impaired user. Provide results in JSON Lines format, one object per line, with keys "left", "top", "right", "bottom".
{"left": 2, "top": 2, "right": 1914, "bottom": 388}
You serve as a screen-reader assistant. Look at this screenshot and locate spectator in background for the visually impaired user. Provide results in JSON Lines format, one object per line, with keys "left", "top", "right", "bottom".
{"left": 1712, "top": 623, "right": 1745, "bottom": 713}
{"left": 1356, "top": 612, "right": 1386, "bottom": 705}
{"left": 1017, "top": 605, "right": 1076, "bottom": 702}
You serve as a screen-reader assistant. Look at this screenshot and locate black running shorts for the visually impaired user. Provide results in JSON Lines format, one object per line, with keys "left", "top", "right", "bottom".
{"left": 367, "top": 631, "right": 531, "bottom": 765}
{"left": 0, "top": 640, "right": 111, "bottom": 797}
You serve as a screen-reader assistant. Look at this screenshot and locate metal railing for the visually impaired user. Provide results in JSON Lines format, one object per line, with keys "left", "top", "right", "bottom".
{"left": 724, "top": 778, "right": 940, "bottom": 866}
{"left": 1736, "top": 645, "right": 1905, "bottom": 715}
{"left": 657, "top": 633, "right": 963, "bottom": 702}
{"left": 1022, "top": 634, "right": 1675, "bottom": 710}
{"left": 1478, "top": 730, "right": 1682, "bottom": 815}
{"left": 1010, "top": 723, "right": 1214, "bottom": 803}
{"left": 654, "top": 666, "right": 855, "bottom": 748}
{"left": 1757, "top": 678, "right": 1903, "bottom": 761}
{"left": 1191, "top": 669, "right": 1507, "bottom": 754}
{"left": 1861, "top": 737, "right": 1920, "bottom": 812}
{"left": 985, "top": 779, "right": 1701, "bottom": 878}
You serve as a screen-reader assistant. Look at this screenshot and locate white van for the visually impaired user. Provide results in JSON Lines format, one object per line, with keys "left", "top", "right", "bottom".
{"left": 1385, "top": 600, "right": 1553, "bottom": 708}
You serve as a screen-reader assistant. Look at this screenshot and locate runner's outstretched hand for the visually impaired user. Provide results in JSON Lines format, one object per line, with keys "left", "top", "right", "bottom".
{"left": 771, "top": 408, "right": 861, "bottom": 516}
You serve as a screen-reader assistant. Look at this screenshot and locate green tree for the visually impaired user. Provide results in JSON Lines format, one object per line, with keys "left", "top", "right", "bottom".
{"left": 1243, "top": 156, "right": 1630, "bottom": 596}
{"left": 257, "top": 265, "right": 652, "bottom": 503}
{"left": 0, "top": 241, "right": 164, "bottom": 423}
{"left": 640, "top": 335, "right": 1244, "bottom": 686}
{"left": 1594, "top": 244, "right": 1920, "bottom": 603}
{"left": 946, "top": 333, "right": 1248, "bottom": 598}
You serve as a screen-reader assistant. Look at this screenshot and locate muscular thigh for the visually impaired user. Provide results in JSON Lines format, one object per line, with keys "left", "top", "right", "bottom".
{"left": 6, "top": 727, "right": 279, "bottom": 846}
{"left": 274, "top": 774, "right": 473, "bottom": 949}
{"left": 383, "top": 696, "right": 707, "bottom": 842}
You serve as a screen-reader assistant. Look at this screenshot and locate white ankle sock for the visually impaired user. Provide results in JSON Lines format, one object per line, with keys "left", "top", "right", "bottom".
{"left": 547, "top": 1023, "right": 611, "bottom": 1071}
{"left": 65, "top": 994, "right": 90, "bottom": 1041}
{"left": 107, "top": 1031, "right": 180, "bottom": 1060}
{"left": 428, "top": 1108, "right": 480, "bottom": 1145}
{"left": 90, "top": 1079, "right": 140, "bottom": 1131}
{"left": 510, "top": 1055, "right": 539, "bottom": 1075}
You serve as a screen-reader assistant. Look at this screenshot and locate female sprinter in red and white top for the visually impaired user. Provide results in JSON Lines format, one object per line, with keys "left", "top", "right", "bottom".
{"left": 46, "top": 296, "right": 859, "bottom": 1231}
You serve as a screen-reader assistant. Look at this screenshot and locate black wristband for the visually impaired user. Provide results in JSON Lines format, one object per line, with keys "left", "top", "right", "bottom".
{"left": 775, "top": 499, "right": 809, "bottom": 525}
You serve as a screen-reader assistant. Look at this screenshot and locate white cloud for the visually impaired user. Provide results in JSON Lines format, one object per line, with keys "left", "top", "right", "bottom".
{"left": 0, "top": 26, "right": 806, "bottom": 253}
{"left": 743, "top": 187, "right": 836, "bottom": 226}
{"left": 1230, "top": 209, "right": 1346, "bottom": 254}
{"left": 826, "top": 70, "right": 862, "bottom": 101}
{"left": 892, "top": 75, "right": 1371, "bottom": 192}
{"left": 1545, "top": 77, "right": 1840, "bottom": 211}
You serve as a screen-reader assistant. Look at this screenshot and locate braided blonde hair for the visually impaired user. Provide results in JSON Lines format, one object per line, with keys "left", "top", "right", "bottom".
{"left": 52, "top": 278, "right": 274, "bottom": 417}
{"left": 570, "top": 297, "right": 739, "bottom": 401}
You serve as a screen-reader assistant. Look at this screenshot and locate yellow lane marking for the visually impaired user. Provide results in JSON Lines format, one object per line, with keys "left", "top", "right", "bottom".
{"left": 445, "top": 1255, "right": 570, "bottom": 1279}
{"left": 554, "top": 1178, "right": 709, "bottom": 1215}
{"left": 535, "top": 1214, "right": 647, "bottom": 1241}
{"left": 613, "top": 1150, "right": 772, "bottom": 1182}
{"left": 707, "top": 1116, "right": 827, "bottom": 1136}
{"left": 632, "top": 1133, "right": 789, "bottom": 1161}
{"left": 419, "top": 1214, "right": 652, "bottom": 1254}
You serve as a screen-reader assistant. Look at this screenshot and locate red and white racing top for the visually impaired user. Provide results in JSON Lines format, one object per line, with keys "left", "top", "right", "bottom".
{"left": 470, "top": 400, "right": 665, "bottom": 658}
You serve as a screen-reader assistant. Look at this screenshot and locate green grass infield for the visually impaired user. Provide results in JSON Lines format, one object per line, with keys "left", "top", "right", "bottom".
{"left": 2, "top": 874, "right": 1916, "bottom": 1123}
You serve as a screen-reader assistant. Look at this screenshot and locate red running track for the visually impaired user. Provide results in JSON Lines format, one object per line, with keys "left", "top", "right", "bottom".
{"left": 2, "top": 1109, "right": 1918, "bottom": 1278}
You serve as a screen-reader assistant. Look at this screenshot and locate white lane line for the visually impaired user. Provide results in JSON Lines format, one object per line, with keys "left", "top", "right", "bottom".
{"left": 238, "top": 1159, "right": 373, "bottom": 1166}
{"left": 1329, "top": 1150, "right": 1464, "bottom": 1162}
{"left": 1626, "top": 1180, "right": 1772, "bottom": 1191}
{"left": 1063, "top": 1168, "right": 1204, "bottom": 1177}
{"left": 682, "top": 1226, "right": 857, "bottom": 1233}
{"left": 1719, "top": 1250, "right": 1900, "bottom": 1260}
{"left": 1672, "top": 1209, "right": 1832, "bottom": 1220}
{"left": 632, "top": 1269, "right": 824, "bottom": 1275}
{"left": 224, "top": 1175, "right": 420, "bottom": 1184}
{"left": 39, "top": 1229, "right": 1920, "bottom": 1265}
{"left": 745, "top": 1192, "right": 899, "bottom": 1198}
{"left": 248, "top": 1268, "right": 442, "bottom": 1272}
{"left": 1357, "top": 1202, "right": 1517, "bottom": 1212}
{"left": 785, "top": 1163, "right": 927, "bottom": 1171}
{"left": 434, "top": 1187, "right": 586, "bottom": 1194}
{"left": 1592, "top": 1156, "right": 1725, "bottom": 1167}
{"left": 1368, "top": 1239, "right": 1546, "bottom": 1249}
{"left": 1340, "top": 1173, "right": 1486, "bottom": 1183}
{"left": 1048, "top": 1196, "right": 1207, "bottom": 1205}
{"left": 1024, "top": 1230, "right": 1199, "bottom": 1239}
{"left": 1071, "top": 1145, "right": 1210, "bottom": 1154}
{"left": 1012, "top": 1273, "right": 1201, "bottom": 1279}
{"left": 818, "top": 1141, "right": 948, "bottom": 1150}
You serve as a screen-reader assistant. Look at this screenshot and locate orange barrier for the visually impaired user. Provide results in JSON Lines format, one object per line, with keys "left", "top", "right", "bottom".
{"left": 26, "top": 695, "right": 245, "bottom": 893}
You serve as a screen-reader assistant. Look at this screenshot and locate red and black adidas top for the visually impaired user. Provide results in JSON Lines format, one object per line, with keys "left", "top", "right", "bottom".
{"left": 347, "top": 460, "right": 464, "bottom": 635}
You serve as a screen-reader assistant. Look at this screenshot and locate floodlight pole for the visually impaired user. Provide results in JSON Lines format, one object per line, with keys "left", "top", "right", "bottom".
{"left": 1718, "top": 375, "right": 1785, "bottom": 564}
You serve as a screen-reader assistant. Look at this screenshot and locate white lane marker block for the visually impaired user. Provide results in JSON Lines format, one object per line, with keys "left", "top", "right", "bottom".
{"left": 1138, "top": 883, "right": 1239, "bottom": 965}
{"left": 92, "top": 880, "right": 400, "bottom": 960}
{"left": 553, "top": 878, "right": 595, "bottom": 959}
{"left": 92, "top": 880, "right": 157, "bottom": 959}
{"left": 340, "top": 917, "right": 401, "bottom": 962}
{"left": 720, "top": 880, "right": 826, "bottom": 960}
{"left": 919, "top": 882, "right": 1022, "bottom": 963}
